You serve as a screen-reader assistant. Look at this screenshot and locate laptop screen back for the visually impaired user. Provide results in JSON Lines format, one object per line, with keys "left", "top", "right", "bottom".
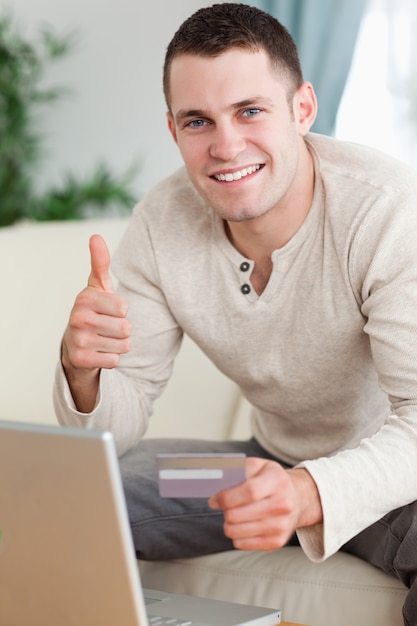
{"left": 0, "top": 421, "right": 148, "bottom": 626}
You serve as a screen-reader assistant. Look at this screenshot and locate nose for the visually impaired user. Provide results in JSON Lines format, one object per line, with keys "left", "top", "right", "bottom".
{"left": 209, "top": 122, "right": 246, "bottom": 162}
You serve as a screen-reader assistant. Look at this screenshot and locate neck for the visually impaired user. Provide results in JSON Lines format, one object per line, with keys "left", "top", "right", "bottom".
{"left": 228, "top": 146, "right": 314, "bottom": 255}
{"left": 225, "top": 142, "right": 315, "bottom": 294}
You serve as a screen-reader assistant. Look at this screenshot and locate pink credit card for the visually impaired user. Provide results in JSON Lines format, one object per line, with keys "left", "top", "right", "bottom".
{"left": 157, "top": 453, "right": 246, "bottom": 498}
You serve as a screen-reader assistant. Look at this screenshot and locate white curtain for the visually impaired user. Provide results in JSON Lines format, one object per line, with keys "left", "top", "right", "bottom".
{"left": 248, "top": 0, "right": 367, "bottom": 136}
{"left": 336, "top": 0, "right": 417, "bottom": 168}
{"left": 385, "top": 0, "right": 417, "bottom": 166}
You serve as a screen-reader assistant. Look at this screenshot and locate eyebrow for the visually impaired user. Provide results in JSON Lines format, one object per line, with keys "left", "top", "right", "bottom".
{"left": 174, "top": 97, "right": 274, "bottom": 125}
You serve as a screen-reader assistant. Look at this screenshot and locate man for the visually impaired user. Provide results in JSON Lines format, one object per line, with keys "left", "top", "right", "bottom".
{"left": 54, "top": 3, "right": 417, "bottom": 622}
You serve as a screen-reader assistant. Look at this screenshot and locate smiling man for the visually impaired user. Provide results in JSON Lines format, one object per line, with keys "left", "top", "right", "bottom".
{"left": 166, "top": 47, "right": 316, "bottom": 295}
{"left": 54, "top": 4, "right": 417, "bottom": 624}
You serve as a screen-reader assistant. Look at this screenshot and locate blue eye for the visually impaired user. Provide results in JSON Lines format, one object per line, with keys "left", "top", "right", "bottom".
{"left": 188, "top": 119, "right": 207, "bottom": 128}
{"left": 243, "top": 108, "right": 260, "bottom": 118}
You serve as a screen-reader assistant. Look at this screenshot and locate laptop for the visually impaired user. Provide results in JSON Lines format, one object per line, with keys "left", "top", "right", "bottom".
{"left": 0, "top": 420, "right": 281, "bottom": 626}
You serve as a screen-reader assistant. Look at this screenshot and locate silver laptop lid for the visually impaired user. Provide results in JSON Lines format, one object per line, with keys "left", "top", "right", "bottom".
{"left": 0, "top": 420, "right": 148, "bottom": 626}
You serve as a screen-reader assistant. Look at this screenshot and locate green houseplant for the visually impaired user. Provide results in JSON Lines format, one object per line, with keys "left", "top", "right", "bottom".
{"left": 0, "top": 13, "right": 137, "bottom": 227}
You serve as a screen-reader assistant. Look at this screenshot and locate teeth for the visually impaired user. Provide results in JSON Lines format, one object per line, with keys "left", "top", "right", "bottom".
{"left": 214, "top": 164, "right": 261, "bottom": 182}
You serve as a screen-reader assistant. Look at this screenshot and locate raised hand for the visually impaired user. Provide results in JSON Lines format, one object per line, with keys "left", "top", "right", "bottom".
{"left": 208, "top": 458, "right": 322, "bottom": 551}
{"left": 61, "top": 234, "right": 132, "bottom": 412}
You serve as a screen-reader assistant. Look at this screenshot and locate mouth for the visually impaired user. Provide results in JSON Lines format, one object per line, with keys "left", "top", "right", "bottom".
{"left": 211, "top": 164, "right": 264, "bottom": 182}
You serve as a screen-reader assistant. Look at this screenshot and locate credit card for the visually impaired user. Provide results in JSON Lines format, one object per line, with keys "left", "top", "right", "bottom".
{"left": 156, "top": 453, "right": 246, "bottom": 498}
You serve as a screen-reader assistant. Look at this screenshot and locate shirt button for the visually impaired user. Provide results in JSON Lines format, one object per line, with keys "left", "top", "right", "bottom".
{"left": 241, "top": 284, "right": 251, "bottom": 295}
{"left": 240, "top": 261, "right": 250, "bottom": 272}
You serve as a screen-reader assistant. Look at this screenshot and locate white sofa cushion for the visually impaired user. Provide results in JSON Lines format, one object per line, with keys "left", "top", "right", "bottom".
{"left": 139, "top": 546, "right": 407, "bottom": 626}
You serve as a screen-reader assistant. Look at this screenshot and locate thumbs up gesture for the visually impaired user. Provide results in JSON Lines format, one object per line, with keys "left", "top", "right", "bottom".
{"left": 61, "top": 235, "right": 132, "bottom": 412}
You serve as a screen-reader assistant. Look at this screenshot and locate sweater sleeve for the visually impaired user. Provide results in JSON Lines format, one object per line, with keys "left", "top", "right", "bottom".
{"left": 53, "top": 201, "right": 183, "bottom": 456}
{"left": 296, "top": 189, "right": 417, "bottom": 561}
{"left": 53, "top": 365, "right": 151, "bottom": 457}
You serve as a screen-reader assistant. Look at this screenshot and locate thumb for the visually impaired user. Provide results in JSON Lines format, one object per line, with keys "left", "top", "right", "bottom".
{"left": 88, "top": 234, "right": 114, "bottom": 293}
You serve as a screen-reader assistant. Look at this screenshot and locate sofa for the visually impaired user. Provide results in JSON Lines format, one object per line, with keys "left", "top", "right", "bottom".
{"left": 0, "top": 216, "right": 407, "bottom": 626}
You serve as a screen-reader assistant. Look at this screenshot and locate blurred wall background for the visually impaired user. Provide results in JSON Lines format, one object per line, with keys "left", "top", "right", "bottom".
{"left": 4, "top": 0, "right": 227, "bottom": 203}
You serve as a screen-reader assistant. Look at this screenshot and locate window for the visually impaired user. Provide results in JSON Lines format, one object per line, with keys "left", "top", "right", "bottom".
{"left": 336, "top": 0, "right": 417, "bottom": 168}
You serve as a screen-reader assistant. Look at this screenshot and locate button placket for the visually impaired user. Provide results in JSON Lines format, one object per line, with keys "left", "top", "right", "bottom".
{"left": 239, "top": 260, "right": 252, "bottom": 295}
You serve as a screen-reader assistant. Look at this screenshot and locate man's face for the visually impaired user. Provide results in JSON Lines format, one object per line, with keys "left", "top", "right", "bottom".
{"left": 167, "top": 48, "right": 316, "bottom": 223}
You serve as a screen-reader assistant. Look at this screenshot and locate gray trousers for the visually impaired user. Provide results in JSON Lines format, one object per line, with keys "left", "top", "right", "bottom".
{"left": 119, "top": 437, "right": 417, "bottom": 626}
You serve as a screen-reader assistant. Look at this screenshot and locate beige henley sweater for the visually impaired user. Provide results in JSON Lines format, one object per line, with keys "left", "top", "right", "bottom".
{"left": 54, "top": 133, "right": 417, "bottom": 561}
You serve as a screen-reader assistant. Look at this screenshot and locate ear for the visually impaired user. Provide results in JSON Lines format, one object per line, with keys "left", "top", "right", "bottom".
{"left": 294, "top": 82, "right": 318, "bottom": 135}
{"left": 166, "top": 111, "right": 178, "bottom": 144}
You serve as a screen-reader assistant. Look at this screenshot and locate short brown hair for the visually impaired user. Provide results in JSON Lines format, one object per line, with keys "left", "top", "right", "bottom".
{"left": 163, "top": 2, "right": 304, "bottom": 110}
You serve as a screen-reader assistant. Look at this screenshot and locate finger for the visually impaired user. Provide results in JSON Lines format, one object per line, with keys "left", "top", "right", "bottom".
{"left": 68, "top": 346, "right": 122, "bottom": 371}
{"left": 232, "top": 534, "right": 288, "bottom": 552}
{"left": 65, "top": 325, "right": 131, "bottom": 370}
{"left": 80, "top": 333, "right": 131, "bottom": 359}
{"left": 85, "top": 289, "right": 129, "bottom": 319}
{"left": 223, "top": 489, "right": 293, "bottom": 526}
{"left": 68, "top": 290, "right": 129, "bottom": 337}
{"left": 223, "top": 501, "right": 296, "bottom": 551}
{"left": 209, "top": 458, "right": 277, "bottom": 509}
{"left": 88, "top": 234, "right": 114, "bottom": 293}
{"left": 245, "top": 456, "right": 270, "bottom": 477}
{"left": 224, "top": 515, "right": 288, "bottom": 542}
{"left": 95, "top": 315, "right": 131, "bottom": 340}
